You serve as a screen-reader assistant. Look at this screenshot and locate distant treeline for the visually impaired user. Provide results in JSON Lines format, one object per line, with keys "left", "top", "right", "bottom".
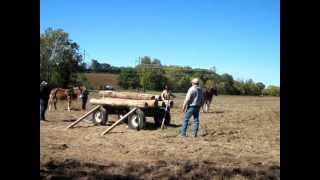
{"left": 40, "top": 28, "right": 279, "bottom": 96}
{"left": 82, "top": 56, "right": 279, "bottom": 96}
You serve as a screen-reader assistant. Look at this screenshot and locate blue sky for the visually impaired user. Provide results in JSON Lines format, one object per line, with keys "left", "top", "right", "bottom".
{"left": 41, "top": 0, "right": 279, "bottom": 86}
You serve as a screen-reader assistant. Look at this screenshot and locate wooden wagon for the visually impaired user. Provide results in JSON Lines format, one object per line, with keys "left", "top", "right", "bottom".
{"left": 89, "top": 91, "right": 173, "bottom": 130}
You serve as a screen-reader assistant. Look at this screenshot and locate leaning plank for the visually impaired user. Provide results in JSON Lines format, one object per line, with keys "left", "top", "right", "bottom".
{"left": 101, "top": 108, "right": 137, "bottom": 136}
{"left": 90, "top": 98, "right": 158, "bottom": 108}
{"left": 66, "top": 105, "right": 101, "bottom": 129}
{"left": 99, "top": 91, "right": 160, "bottom": 100}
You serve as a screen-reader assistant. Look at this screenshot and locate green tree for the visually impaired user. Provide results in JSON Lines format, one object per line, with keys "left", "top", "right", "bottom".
{"left": 118, "top": 68, "right": 140, "bottom": 89}
{"left": 137, "top": 64, "right": 167, "bottom": 91}
{"left": 220, "top": 73, "right": 235, "bottom": 94}
{"left": 40, "top": 28, "right": 83, "bottom": 87}
{"left": 152, "top": 58, "right": 161, "bottom": 66}
{"left": 90, "top": 59, "right": 101, "bottom": 72}
{"left": 140, "top": 56, "right": 152, "bottom": 64}
{"left": 263, "top": 85, "right": 280, "bottom": 96}
{"left": 256, "top": 82, "right": 266, "bottom": 95}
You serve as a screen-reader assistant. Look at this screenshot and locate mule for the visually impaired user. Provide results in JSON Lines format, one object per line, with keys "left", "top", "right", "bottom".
{"left": 201, "top": 88, "right": 218, "bottom": 113}
{"left": 48, "top": 87, "right": 82, "bottom": 112}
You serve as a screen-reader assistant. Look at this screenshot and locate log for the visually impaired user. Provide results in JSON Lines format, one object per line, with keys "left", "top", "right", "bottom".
{"left": 99, "top": 91, "right": 160, "bottom": 100}
{"left": 101, "top": 108, "right": 137, "bottom": 135}
{"left": 66, "top": 105, "right": 101, "bottom": 129}
{"left": 90, "top": 98, "right": 158, "bottom": 108}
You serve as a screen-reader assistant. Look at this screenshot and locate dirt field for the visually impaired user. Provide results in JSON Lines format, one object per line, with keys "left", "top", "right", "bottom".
{"left": 40, "top": 93, "right": 280, "bottom": 180}
{"left": 83, "top": 73, "right": 119, "bottom": 89}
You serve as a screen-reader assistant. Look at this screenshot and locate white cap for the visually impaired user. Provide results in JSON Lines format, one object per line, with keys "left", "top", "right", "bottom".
{"left": 41, "top": 81, "right": 48, "bottom": 86}
{"left": 191, "top": 78, "right": 199, "bottom": 84}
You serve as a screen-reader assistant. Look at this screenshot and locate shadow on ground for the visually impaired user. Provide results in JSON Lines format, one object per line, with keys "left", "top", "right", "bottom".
{"left": 40, "top": 159, "right": 280, "bottom": 180}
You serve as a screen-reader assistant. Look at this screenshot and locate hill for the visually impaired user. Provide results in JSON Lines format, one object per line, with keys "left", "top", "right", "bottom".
{"left": 83, "top": 73, "right": 119, "bottom": 89}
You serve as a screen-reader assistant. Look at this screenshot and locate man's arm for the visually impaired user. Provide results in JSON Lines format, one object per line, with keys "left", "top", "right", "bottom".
{"left": 160, "top": 90, "right": 166, "bottom": 101}
{"left": 182, "top": 88, "right": 192, "bottom": 112}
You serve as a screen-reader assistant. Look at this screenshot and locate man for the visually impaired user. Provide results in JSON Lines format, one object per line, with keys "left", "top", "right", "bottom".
{"left": 180, "top": 78, "right": 204, "bottom": 138}
{"left": 80, "top": 86, "right": 89, "bottom": 110}
{"left": 160, "top": 85, "right": 176, "bottom": 101}
{"left": 40, "top": 81, "right": 50, "bottom": 121}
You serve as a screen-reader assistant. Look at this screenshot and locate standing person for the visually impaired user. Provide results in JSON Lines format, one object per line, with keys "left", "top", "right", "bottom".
{"left": 40, "top": 81, "right": 50, "bottom": 121}
{"left": 161, "top": 85, "right": 176, "bottom": 101}
{"left": 80, "top": 86, "right": 89, "bottom": 111}
{"left": 180, "top": 78, "right": 204, "bottom": 138}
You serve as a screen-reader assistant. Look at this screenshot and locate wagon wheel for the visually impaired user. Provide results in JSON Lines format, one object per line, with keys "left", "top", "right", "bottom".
{"left": 128, "top": 108, "right": 145, "bottom": 130}
{"left": 92, "top": 106, "right": 108, "bottom": 125}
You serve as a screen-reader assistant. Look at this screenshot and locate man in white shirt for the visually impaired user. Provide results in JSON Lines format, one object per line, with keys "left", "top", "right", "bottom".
{"left": 181, "top": 78, "right": 204, "bottom": 137}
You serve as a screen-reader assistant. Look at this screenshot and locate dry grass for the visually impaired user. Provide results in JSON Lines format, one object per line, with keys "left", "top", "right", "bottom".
{"left": 40, "top": 93, "right": 280, "bottom": 179}
{"left": 83, "top": 73, "right": 119, "bottom": 89}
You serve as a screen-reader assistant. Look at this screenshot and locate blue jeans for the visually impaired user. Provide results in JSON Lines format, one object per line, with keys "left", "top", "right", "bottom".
{"left": 181, "top": 106, "right": 200, "bottom": 137}
{"left": 40, "top": 99, "right": 47, "bottom": 120}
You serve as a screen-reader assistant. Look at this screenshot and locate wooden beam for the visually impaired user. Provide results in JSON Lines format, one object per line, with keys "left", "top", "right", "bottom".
{"left": 66, "top": 105, "right": 101, "bottom": 129}
{"left": 90, "top": 98, "right": 158, "bottom": 108}
{"left": 100, "top": 108, "right": 137, "bottom": 136}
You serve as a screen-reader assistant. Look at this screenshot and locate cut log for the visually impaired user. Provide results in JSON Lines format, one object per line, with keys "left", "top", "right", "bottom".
{"left": 66, "top": 105, "right": 101, "bottom": 129}
{"left": 89, "top": 98, "right": 158, "bottom": 108}
{"left": 99, "top": 91, "right": 160, "bottom": 100}
{"left": 101, "top": 108, "right": 137, "bottom": 136}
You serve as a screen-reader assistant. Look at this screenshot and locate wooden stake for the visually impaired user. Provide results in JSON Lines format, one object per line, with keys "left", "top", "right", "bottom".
{"left": 100, "top": 108, "right": 137, "bottom": 136}
{"left": 66, "top": 105, "right": 101, "bottom": 129}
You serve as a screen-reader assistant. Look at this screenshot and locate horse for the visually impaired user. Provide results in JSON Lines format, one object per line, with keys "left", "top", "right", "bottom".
{"left": 48, "top": 87, "right": 83, "bottom": 112}
{"left": 201, "top": 87, "right": 218, "bottom": 113}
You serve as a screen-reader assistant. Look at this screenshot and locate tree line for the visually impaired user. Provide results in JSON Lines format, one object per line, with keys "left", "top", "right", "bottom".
{"left": 116, "top": 56, "right": 279, "bottom": 96}
{"left": 40, "top": 28, "right": 279, "bottom": 96}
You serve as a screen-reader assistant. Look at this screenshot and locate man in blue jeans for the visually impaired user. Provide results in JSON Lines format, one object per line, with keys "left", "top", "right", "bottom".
{"left": 180, "top": 78, "right": 204, "bottom": 138}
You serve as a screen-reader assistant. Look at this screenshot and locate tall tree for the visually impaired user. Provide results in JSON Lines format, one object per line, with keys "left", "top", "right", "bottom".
{"left": 140, "top": 56, "right": 151, "bottom": 64}
{"left": 256, "top": 82, "right": 266, "bottom": 95}
{"left": 40, "top": 28, "right": 83, "bottom": 87}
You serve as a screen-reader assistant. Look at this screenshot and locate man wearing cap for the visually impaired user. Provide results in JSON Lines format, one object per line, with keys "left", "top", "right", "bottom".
{"left": 40, "top": 81, "right": 50, "bottom": 121}
{"left": 180, "top": 78, "right": 204, "bottom": 137}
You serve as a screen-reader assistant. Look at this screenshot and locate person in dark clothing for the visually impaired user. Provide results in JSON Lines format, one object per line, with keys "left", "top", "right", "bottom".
{"left": 40, "top": 81, "right": 50, "bottom": 121}
{"left": 80, "top": 86, "right": 89, "bottom": 110}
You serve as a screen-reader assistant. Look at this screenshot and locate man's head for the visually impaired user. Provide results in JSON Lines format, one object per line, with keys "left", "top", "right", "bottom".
{"left": 191, "top": 78, "right": 199, "bottom": 85}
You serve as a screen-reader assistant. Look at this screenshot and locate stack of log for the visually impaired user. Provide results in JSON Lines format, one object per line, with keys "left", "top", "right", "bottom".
{"left": 89, "top": 91, "right": 161, "bottom": 108}
{"left": 98, "top": 91, "right": 161, "bottom": 100}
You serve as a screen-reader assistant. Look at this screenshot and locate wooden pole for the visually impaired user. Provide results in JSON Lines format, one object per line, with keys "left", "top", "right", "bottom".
{"left": 100, "top": 108, "right": 137, "bottom": 136}
{"left": 66, "top": 105, "right": 101, "bottom": 129}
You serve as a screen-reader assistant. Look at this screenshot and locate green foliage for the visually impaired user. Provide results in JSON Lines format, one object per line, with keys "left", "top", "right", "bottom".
{"left": 118, "top": 68, "right": 140, "bottom": 89}
{"left": 140, "top": 56, "right": 152, "bottom": 64}
{"left": 263, "top": 86, "right": 280, "bottom": 96}
{"left": 89, "top": 59, "right": 120, "bottom": 73}
{"left": 76, "top": 73, "right": 93, "bottom": 90}
{"left": 256, "top": 82, "right": 266, "bottom": 95}
{"left": 40, "top": 28, "right": 83, "bottom": 88}
{"left": 136, "top": 63, "right": 167, "bottom": 91}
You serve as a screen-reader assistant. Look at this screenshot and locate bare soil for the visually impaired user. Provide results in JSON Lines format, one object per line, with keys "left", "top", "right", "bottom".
{"left": 40, "top": 94, "right": 280, "bottom": 180}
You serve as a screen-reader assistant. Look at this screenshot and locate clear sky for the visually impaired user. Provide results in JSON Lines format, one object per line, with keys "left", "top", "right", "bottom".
{"left": 40, "top": 0, "right": 279, "bottom": 86}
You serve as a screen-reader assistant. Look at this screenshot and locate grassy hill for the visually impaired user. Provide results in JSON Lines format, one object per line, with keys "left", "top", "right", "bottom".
{"left": 83, "top": 73, "right": 119, "bottom": 89}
